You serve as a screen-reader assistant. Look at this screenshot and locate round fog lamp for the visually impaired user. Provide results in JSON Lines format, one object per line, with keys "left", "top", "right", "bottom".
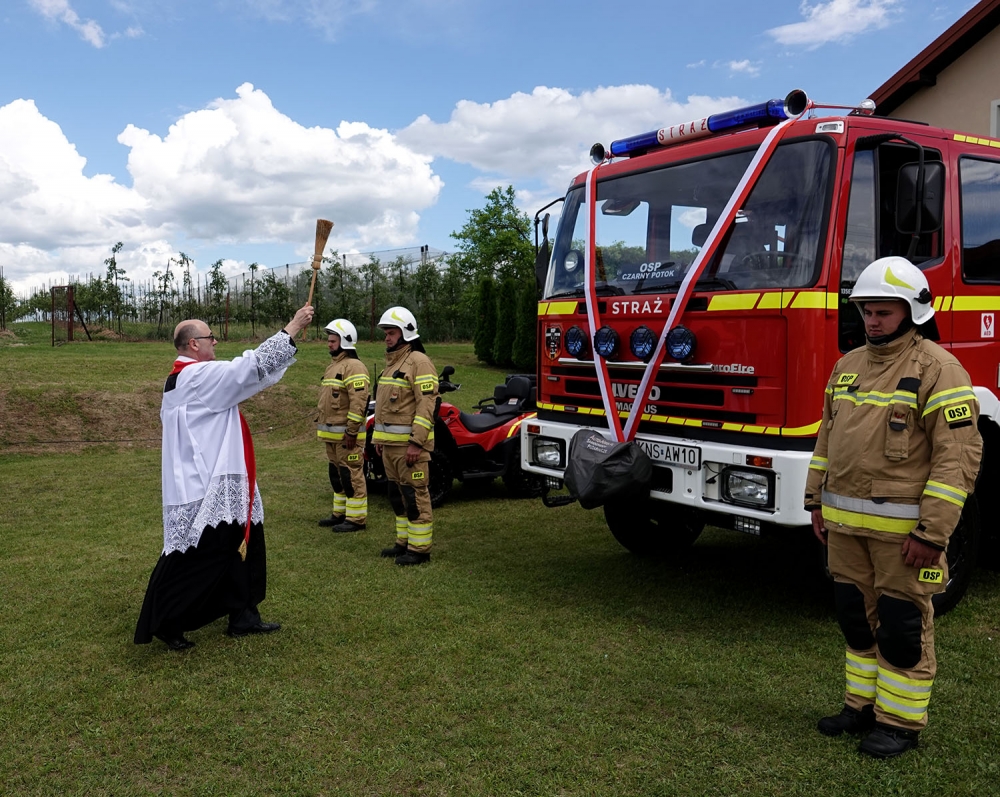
{"left": 666, "top": 325, "right": 696, "bottom": 362}
{"left": 630, "top": 325, "right": 656, "bottom": 361}
{"left": 565, "top": 325, "right": 587, "bottom": 358}
{"left": 594, "top": 326, "right": 620, "bottom": 359}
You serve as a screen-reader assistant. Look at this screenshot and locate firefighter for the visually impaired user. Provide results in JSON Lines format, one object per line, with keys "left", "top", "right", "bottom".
{"left": 316, "top": 319, "right": 370, "bottom": 532}
{"left": 372, "top": 306, "right": 438, "bottom": 565}
{"left": 805, "top": 256, "right": 982, "bottom": 758}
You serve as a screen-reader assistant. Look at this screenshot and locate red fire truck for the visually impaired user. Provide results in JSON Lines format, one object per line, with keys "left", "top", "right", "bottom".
{"left": 521, "top": 90, "right": 1000, "bottom": 612}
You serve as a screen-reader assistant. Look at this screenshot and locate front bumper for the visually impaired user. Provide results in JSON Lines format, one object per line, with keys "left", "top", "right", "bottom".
{"left": 521, "top": 418, "right": 813, "bottom": 527}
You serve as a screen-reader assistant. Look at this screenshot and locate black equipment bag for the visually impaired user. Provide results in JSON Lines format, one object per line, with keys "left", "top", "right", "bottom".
{"left": 564, "top": 429, "right": 653, "bottom": 510}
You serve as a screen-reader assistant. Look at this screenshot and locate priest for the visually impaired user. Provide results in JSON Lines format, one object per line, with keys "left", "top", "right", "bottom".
{"left": 135, "top": 304, "right": 314, "bottom": 651}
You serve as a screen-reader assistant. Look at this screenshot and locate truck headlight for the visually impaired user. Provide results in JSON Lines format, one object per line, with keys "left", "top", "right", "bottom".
{"left": 721, "top": 468, "right": 774, "bottom": 509}
{"left": 532, "top": 437, "right": 565, "bottom": 468}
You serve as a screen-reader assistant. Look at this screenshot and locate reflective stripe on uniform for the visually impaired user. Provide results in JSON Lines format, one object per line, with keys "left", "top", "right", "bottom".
{"left": 322, "top": 378, "right": 345, "bottom": 388}
{"left": 821, "top": 490, "right": 919, "bottom": 534}
{"left": 413, "top": 415, "right": 432, "bottom": 430}
{"left": 346, "top": 411, "right": 364, "bottom": 424}
{"left": 876, "top": 667, "right": 932, "bottom": 722}
{"left": 373, "top": 422, "right": 412, "bottom": 444}
{"left": 922, "top": 480, "right": 968, "bottom": 508}
{"left": 407, "top": 520, "right": 432, "bottom": 548}
{"left": 922, "top": 386, "right": 977, "bottom": 417}
{"left": 317, "top": 423, "right": 347, "bottom": 441}
{"left": 831, "top": 387, "right": 918, "bottom": 408}
{"left": 845, "top": 651, "right": 877, "bottom": 699}
{"left": 822, "top": 490, "right": 920, "bottom": 519}
{"left": 809, "top": 455, "right": 828, "bottom": 472}
{"left": 379, "top": 377, "right": 409, "bottom": 388}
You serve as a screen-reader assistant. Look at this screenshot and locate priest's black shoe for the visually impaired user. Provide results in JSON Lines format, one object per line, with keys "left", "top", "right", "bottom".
{"left": 396, "top": 551, "right": 431, "bottom": 566}
{"left": 817, "top": 704, "right": 875, "bottom": 737}
{"left": 318, "top": 514, "right": 345, "bottom": 528}
{"left": 380, "top": 543, "right": 407, "bottom": 558}
{"left": 332, "top": 520, "right": 366, "bottom": 533}
{"left": 158, "top": 634, "right": 194, "bottom": 651}
{"left": 227, "top": 621, "right": 281, "bottom": 638}
{"left": 858, "top": 723, "right": 918, "bottom": 759}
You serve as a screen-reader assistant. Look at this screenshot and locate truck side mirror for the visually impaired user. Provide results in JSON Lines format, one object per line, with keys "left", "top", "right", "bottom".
{"left": 534, "top": 213, "right": 551, "bottom": 294}
{"left": 896, "top": 161, "right": 944, "bottom": 234}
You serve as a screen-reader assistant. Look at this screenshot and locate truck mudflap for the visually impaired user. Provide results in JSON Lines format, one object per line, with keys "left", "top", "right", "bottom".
{"left": 523, "top": 418, "right": 814, "bottom": 527}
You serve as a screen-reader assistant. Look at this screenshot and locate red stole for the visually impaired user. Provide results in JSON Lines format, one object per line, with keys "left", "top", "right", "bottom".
{"left": 171, "top": 359, "right": 256, "bottom": 560}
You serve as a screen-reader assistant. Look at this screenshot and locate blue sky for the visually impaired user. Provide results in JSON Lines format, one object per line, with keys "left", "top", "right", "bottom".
{"left": 0, "top": 0, "right": 979, "bottom": 293}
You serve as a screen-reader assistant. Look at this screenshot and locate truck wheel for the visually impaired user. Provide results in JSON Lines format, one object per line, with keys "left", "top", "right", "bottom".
{"left": 503, "top": 462, "right": 546, "bottom": 499}
{"left": 603, "top": 497, "right": 704, "bottom": 556}
{"left": 428, "top": 450, "right": 453, "bottom": 509}
{"left": 932, "top": 495, "right": 981, "bottom": 616}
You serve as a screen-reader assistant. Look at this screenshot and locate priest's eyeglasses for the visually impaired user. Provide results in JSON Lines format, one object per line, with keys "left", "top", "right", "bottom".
{"left": 192, "top": 334, "right": 217, "bottom": 342}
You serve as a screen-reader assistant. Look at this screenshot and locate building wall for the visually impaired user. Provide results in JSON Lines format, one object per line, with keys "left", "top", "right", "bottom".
{"left": 889, "top": 23, "right": 1000, "bottom": 136}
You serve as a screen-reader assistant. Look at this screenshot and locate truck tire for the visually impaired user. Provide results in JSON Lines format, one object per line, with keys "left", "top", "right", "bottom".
{"left": 932, "top": 494, "right": 981, "bottom": 616}
{"left": 603, "top": 497, "right": 704, "bottom": 556}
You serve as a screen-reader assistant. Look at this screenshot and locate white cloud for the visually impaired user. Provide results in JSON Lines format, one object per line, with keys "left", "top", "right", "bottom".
{"left": 0, "top": 99, "right": 153, "bottom": 250}
{"left": 119, "top": 83, "right": 442, "bottom": 251}
{"left": 28, "top": 0, "right": 107, "bottom": 47}
{"left": 767, "top": 0, "right": 900, "bottom": 48}
{"left": 727, "top": 59, "right": 761, "bottom": 77}
{"left": 398, "top": 85, "right": 745, "bottom": 199}
{"left": 0, "top": 86, "right": 444, "bottom": 290}
{"left": 236, "top": 0, "right": 378, "bottom": 38}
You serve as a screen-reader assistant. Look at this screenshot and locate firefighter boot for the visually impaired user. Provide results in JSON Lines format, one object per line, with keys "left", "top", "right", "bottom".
{"left": 318, "top": 514, "right": 345, "bottom": 528}
{"left": 858, "top": 723, "right": 919, "bottom": 759}
{"left": 817, "top": 704, "right": 875, "bottom": 737}
{"left": 332, "top": 520, "right": 366, "bottom": 533}
{"left": 396, "top": 551, "right": 431, "bottom": 566}
{"left": 380, "top": 543, "right": 407, "bottom": 558}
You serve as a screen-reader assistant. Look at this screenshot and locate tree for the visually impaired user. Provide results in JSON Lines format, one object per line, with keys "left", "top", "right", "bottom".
{"left": 206, "top": 260, "right": 228, "bottom": 329}
{"left": 511, "top": 280, "right": 537, "bottom": 371}
{"left": 0, "top": 273, "right": 15, "bottom": 329}
{"left": 104, "top": 241, "right": 128, "bottom": 333}
{"left": 492, "top": 278, "right": 517, "bottom": 367}
{"left": 450, "top": 185, "right": 534, "bottom": 285}
{"left": 474, "top": 278, "right": 497, "bottom": 364}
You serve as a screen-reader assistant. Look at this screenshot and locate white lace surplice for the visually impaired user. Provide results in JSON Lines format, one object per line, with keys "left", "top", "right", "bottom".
{"left": 160, "top": 331, "right": 296, "bottom": 554}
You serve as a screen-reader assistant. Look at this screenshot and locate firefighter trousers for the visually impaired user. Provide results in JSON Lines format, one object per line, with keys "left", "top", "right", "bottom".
{"left": 827, "top": 531, "right": 946, "bottom": 732}
{"left": 324, "top": 440, "right": 367, "bottom": 524}
{"left": 381, "top": 445, "right": 432, "bottom": 553}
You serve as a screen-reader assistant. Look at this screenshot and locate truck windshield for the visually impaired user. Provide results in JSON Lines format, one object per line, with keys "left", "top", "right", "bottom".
{"left": 544, "top": 139, "right": 833, "bottom": 298}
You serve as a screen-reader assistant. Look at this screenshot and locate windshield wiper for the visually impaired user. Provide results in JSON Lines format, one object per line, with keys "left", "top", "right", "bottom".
{"left": 547, "top": 283, "right": 625, "bottom": 299}
{"left": 658, "top": 276, "right": 737, "bottom": 292}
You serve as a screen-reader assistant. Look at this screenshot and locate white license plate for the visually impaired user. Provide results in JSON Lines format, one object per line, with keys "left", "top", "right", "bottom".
{"left": 635, "top": 439, "right": 701, "bottom": 469}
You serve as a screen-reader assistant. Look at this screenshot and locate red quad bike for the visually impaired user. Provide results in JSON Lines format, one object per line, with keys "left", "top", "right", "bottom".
{"left": 363, "top": 366, "right": 544, "bottom": 507}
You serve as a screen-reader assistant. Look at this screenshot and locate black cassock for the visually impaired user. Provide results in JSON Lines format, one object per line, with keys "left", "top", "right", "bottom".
{"left": 134, "top": 520, "right": 267, "bottom": 643}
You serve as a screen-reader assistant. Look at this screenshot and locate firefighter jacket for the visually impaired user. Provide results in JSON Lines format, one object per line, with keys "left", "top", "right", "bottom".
{"left": 804, "top": 329, "right": 982, "bottom": 551}
{"left": 316, "top": 352, "right": 370, "bottom": 442}
{"left": 373, "top": 344, "right": 438, "bottom": 450}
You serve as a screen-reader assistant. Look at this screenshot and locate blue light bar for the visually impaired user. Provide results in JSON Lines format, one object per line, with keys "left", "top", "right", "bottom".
{"left": 607, "top": 89, "right": 808, "bottom": 159}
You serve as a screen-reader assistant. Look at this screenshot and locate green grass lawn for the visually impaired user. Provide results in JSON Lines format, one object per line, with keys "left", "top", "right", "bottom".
{"left": 1, "top": 331, "right": 998, "bottom": 795}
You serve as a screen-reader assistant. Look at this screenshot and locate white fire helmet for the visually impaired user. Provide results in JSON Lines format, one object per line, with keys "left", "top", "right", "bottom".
{"left": 377, "top": 306, "right": 419, "bottom": 341}
{"left": 849, "top": 256, "right": 935, "bottom": 325}
{"left": 323, "top": 318, "right": 358, "bottom": 350}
